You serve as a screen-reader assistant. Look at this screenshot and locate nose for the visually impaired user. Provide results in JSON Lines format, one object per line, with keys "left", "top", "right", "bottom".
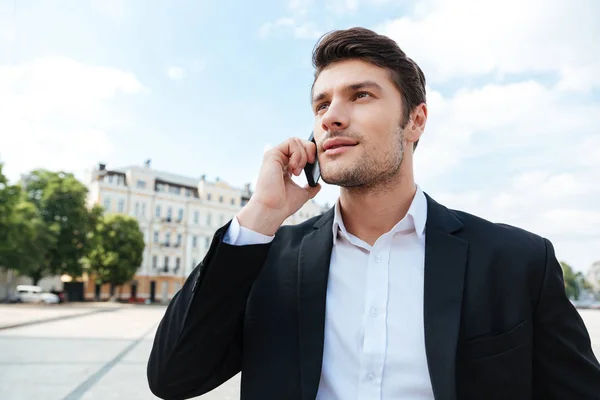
{"left": 321, "top": 101, "right": 349, "bottom": 133}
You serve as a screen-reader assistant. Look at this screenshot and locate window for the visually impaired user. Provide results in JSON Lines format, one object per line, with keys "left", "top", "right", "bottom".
{"left": 108, "top": 175, "right": 114, "bottom": 184}
{"left": 231, "top": 198, "right": 235, "bottom": 206}
{"left": 103, "top": 198, "right": 111, "bottom": 211}
{"left": 178, "top": 208, "right": 184, "bottom": 221}
{"left": 154, "top": 231, "right": 159, "bottom": 243}
{"left": 169, "top": 186, "right": 181, "bottom": 195}
{"left": 206, "top": 213, "right": 211, "bottom": 226}
{"left": 185, "top": 189, "right": 191, "bottom": 197}
{"left": 167, "top": 207, "right": 172, "bottom": 219}
{"left": 194, "top": 211, "right": 199, "bottom": 224}
{"left": 204, "top": 237, "right": 210, "bottom": 248}
{"left": 155, "top": 205, "right": 161, "bottom": 217}
{"left": 152, "top": 255, "right": 157, "bottom": 268}
{"left": 164, "top": 256, "right": 169, "bottom": 267}
{"left": 219, "top": 214, "right": 224, "bottom": 225}
{"left": 136, "top": 180, "right": 146, "bottom": 189}
{"left": 118, "top": 199, "right": 125, "bottom": 213}
{"left": 207, "top": 193, "right": 212, "bottom": 201}
{"left": 191, "top": 258, "right": 197, "bottom": 268}
{"left": 219, "top": 196, "right": 223, "bottom": 203}
{"left": 192, "top": 236, "right": 197, "bottom": 247}
{"left": 135, "top": 202, "right": 139, "bottom": 216}
{"left": 176, "top": 257, "right": 181, "bottom": 268}
{"left": 176, "top": 233, "right": 182, "bottom": 245}
{"left": 141, "top": 203, "right": 146, "bottom": 216}
{"left": 156, "top": 183, "right": 165, "bottom": 192}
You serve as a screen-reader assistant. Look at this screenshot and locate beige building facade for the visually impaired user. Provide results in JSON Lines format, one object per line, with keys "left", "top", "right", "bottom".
{"left": 84, "top": 161, "right": 327, "bottom": 303}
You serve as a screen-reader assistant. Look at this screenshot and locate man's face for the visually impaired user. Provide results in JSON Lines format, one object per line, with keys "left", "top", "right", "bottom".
{"left": 311, "top": 59, "right": 407, "bottom": 188}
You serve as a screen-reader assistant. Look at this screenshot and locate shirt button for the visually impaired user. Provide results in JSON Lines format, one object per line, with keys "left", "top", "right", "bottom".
{"left": 370, "top": 308, "right": 378, "bottom": 317}
{"left": 375, "top": 255, "right": 381, "bottom": 263}
{"left": 367, "top": 372, "right": 375, "bottom": 381}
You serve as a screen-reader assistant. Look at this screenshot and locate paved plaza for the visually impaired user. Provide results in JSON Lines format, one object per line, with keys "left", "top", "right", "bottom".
{"left": 0, "top": 304, "right": 598, "bottom": 400}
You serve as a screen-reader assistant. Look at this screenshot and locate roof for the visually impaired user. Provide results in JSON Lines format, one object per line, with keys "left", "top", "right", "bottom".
{"left": 112, "top": 165, "right": 242, "bottom": 190}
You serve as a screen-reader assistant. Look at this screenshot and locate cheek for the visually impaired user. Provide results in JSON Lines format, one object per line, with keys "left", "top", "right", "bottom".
{"left": 355, "top": 104, "right": 395, "bottom": 132}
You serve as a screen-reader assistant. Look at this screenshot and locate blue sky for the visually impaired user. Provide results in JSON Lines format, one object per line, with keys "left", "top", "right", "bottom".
{"left": 1, "top": 0, "right": 599, "bottom": 273}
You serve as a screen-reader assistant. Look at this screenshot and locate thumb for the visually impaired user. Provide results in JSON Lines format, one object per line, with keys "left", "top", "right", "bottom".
{"left": 302, "top": 183, "right": 322, "bottom": 200}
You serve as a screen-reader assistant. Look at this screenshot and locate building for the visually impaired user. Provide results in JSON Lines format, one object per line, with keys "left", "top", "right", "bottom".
{"left": 587, "top": 261, "right": 600, "bottom": 294}
{"left": 83, "top": 161, "right": 328, "bottom": 303}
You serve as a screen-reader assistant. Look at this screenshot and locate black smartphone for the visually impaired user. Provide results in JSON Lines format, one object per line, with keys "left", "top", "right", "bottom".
{"left": 304, "top": 131, "right": 320, "bottom": 187}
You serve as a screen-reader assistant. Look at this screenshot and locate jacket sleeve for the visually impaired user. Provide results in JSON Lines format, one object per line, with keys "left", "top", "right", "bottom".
{"left": 532, "top": 238, "right": 600, "bottom": 399}
{"left": 147, "top": 221, "right": 273, "bottom": 399}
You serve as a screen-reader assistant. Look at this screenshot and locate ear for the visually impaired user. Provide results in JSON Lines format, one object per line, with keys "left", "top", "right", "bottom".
{"left": 405, "top": 103, "right": 427, "bottom": 148}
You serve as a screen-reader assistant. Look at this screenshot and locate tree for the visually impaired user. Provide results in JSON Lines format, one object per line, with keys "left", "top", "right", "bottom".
{"left": 0, "top": 162, "right": 24, "bottom": 269}
{"left": 560, "top": 261, "right": 581, "bottom": 300}
{"left": 0, "top": 164, "right": 58, "bottom": 287}
{"left": 21, "top": 169, "right": 91, "bottom": 281}
{"left": 9, "top": 200, "right": 59, "bottom": 285}
{"left": 83, "top": 213, "right": 145, "bottom": 300}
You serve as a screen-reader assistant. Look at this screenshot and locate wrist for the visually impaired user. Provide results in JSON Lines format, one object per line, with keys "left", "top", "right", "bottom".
{"left": 237, "top": 201, "right": 285, "bottom": 236}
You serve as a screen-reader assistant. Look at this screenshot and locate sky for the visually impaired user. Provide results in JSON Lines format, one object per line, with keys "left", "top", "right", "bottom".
{"left": 0, "top": 0, "right": 598, "bottom": 273}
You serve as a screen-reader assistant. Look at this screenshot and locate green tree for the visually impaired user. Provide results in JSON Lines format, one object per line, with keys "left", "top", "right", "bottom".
{"left": 560, "top": 261, "right": 580, "bottom": 300}
{"left": 9, "top": 200, "right": 59, "bottom": 285}
{"left": 0, "top": 162, "right": 23, "bottom": 269}
{"left": 0, "top": 164, "right": 58, "bottom": 286}
{"left": 21, "top": 169, "right": 90, "bottom": 281}
{"left": 83, "top": 213, "right": 145, "bottom": 300}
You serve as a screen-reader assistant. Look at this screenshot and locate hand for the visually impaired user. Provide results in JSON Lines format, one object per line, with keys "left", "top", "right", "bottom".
{"left": 237, "top": 137, "right": 322, "bottom": 235}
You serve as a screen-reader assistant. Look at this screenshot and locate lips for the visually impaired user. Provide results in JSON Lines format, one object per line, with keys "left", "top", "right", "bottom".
{"left": 322, "top": 137, "right": 358, "bottom": 152}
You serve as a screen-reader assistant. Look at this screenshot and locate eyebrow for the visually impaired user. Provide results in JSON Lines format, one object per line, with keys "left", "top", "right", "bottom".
{"left": 312, "top": 80, "right": 383, "bottom": 105}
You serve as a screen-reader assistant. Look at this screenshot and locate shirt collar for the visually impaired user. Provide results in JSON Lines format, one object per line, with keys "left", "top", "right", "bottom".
{"left": 332, "top": 184, "right": 428, "bottom": 245}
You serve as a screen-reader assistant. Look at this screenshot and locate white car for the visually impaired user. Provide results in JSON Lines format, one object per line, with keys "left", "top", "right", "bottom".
{"left": 15, "top": 285, "right": 60, "bottom": 304}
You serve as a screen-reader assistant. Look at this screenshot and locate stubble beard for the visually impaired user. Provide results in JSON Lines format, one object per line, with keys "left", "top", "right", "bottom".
{"left": 321, "top": 126, "right": 405, "bottom": 194}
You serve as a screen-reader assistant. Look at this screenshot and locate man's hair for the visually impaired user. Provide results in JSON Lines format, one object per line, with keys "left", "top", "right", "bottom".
{"left": 312, "top": 27, "right": 426, "bottom": 150}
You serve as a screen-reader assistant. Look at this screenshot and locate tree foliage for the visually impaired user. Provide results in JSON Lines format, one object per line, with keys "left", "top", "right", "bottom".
{"left": 20, "top": 169, "right": 91, "bottom": 281}
{"left": 83, "top": 213, "right": 145, "bottom": 293}
{"left": 0, "top": 164, "right": 58, "bottom": 284}
{"left": 559, "top": 261, "right": 592, "bottom": 300}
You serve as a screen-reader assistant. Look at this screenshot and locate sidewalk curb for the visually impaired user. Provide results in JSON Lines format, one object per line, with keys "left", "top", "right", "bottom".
{"left": 0, "top": 307, "right": 121, "bottom": 331}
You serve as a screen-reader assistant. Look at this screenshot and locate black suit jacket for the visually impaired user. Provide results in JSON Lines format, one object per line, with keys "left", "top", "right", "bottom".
{"left": 147, "top": 194, "right": 600, "bottom": 400}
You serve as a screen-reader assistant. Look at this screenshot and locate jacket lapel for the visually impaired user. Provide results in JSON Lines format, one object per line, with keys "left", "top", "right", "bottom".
{"left": 297, "top": 209, "right": 335, "bottom": 400}
{"left": 423, "top": 194, "right": 469, "bottom": 400}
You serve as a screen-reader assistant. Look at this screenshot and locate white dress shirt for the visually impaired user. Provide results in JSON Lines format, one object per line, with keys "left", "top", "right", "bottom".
{"left": 223, "top": 186, "right": 434, "bottom": 400}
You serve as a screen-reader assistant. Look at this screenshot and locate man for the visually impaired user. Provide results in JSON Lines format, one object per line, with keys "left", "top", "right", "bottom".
{"left": 147, "top": 28, "right": 600, "bottom": 400}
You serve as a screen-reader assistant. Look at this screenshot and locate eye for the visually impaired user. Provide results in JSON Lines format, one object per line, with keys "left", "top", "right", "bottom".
{"left": 355, "top": 91, "right": 372, "bottom": 99}
{"left": 315, "top": 103, "right": 329, "bottom": 113}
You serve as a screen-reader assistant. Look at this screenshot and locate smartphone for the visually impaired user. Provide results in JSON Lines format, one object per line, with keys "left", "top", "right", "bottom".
{"left": 304, "top": 131, "right": 320, "bottom": 187}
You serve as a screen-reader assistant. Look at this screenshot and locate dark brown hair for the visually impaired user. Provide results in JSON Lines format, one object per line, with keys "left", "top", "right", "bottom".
{"left": 312, "top": 27, "right": 426, "bottom": 150}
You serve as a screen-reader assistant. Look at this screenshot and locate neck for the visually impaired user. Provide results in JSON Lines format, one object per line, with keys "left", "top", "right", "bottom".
{"left": 337, "top": 163, "right": 416, "bottom": 246}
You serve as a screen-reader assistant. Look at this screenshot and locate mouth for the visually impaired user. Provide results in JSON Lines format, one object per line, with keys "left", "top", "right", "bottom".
{"left": 322, "top": 137, "right": 359, "bottom": 156}
{"left": 323, "top": 143, "right": 356, "bottom": 156}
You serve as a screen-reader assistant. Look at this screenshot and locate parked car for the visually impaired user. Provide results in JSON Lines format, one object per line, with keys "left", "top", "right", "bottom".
{"left": 14, "top": 285, "right": 60, "bottom": 304}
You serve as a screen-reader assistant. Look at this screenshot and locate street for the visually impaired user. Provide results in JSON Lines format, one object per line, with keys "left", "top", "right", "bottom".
{"left": 0, "top": 304, "right": 599, "bottom": 400}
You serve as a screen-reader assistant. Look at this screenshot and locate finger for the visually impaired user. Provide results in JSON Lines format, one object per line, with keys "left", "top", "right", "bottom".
{"left": 288, "top": 138, "right": 305, "bottom": 173}
{"left": 265, "top": 139, "right": 296, "bottom": 169}
{"left": 298, "top": 139, "right": 317, "bottom": 164}
{"left": 302, "top": 183, "right": 322, "bottom": 199}
{"left": 293, "top": 138, "right": 307, "bottom": 175}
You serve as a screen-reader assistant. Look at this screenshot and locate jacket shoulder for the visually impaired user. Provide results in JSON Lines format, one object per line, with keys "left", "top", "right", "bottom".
{"left": 449, "top": 207, "right": 549, "bottom": 257}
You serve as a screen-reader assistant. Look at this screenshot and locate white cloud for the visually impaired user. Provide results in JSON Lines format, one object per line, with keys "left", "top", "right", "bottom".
{"left": 259, "top": 18, "right": 323, "bottom": 39}
{"left": 326, "top": 0, "right": 360, "bottom": 14}
{"left": 288, "top": 0, "right": 314, "bottom": 16}
{"left": 378, "top": 0, "right": 600, "bottom": 88}
{"left": 166, "top": 66, "right": 186, "bottom": 80}
{"left": 0, "top": 56, "right": 145, "bottom": 182}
